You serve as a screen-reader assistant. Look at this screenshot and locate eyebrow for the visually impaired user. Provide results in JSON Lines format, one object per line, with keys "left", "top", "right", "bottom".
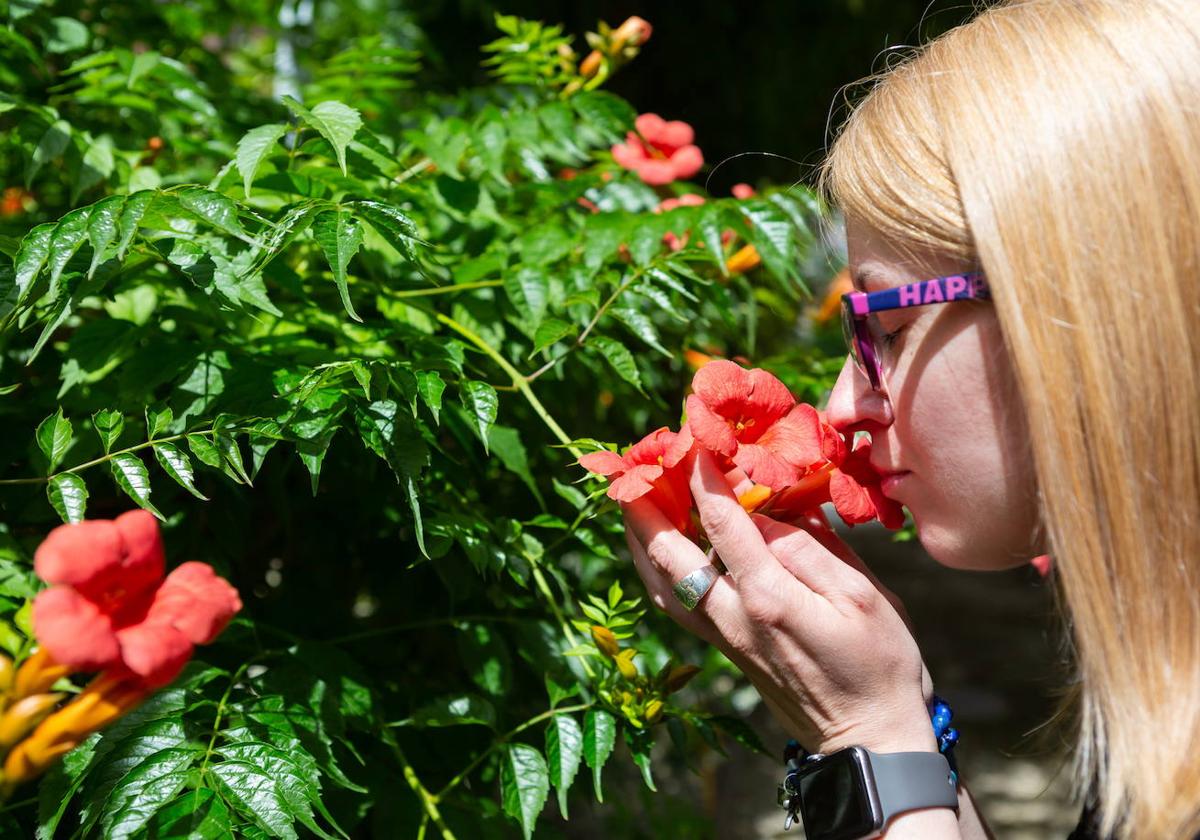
{"left": 850, "top": 265, "right": 887, "bottom": 292}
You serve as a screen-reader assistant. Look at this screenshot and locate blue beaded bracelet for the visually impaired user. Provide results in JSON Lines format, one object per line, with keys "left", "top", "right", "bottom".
{"left": 782, "top": 694, "right": 960, "bottom": 784}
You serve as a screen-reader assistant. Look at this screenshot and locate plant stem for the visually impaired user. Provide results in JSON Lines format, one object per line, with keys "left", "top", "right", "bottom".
{"left": 0, "top": 427, "right": 223, "bottom": 486}
{"left": 379, "top": 280, "right": 502, "bottom": 299}
{"left": 386, "top": 733, "right": 457, "bottom": 840}
{"left": 434, "top": 703, "right": 593, "bottom": 801}
{"left": 530, "top": 563, "right": 593, "bottom": 679}
{"left": 434, "top": 312, "right": 579, "bottom": 458}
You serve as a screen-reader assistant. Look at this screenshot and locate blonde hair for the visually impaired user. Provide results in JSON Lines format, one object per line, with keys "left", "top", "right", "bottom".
{"left": 817, "top": 2, "right": 1200, "bottom": 837}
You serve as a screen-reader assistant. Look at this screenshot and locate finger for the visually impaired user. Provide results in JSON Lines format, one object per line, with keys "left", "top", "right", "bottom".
{"left": 722, "top": 465, "right": 754, "bottom": 496}
{"left": 687, "top": 448, "right": 792, "bottom": 592}
{"left": 750, "top": 514, "right": 860, "bottom": 599}
{"left": 621, "top": 496, "right": 738, "bottom": 621}
{"left": 624, "top": 525, "right": 723, "bottom": 645}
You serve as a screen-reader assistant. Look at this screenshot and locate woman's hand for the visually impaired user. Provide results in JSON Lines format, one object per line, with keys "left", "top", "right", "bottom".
{"left": 621, "top": 447, "right": 935, "bottom": 755}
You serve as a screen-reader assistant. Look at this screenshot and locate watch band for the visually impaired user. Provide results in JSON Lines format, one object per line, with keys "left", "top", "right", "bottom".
{"left": 867, "top": 749, "right": 959, "bottom": 821}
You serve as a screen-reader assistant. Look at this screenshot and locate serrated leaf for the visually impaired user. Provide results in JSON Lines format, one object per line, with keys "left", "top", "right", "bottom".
{"left": 115, "top": 190, "right": 154, "bottom": 260}
{"left": 13, "top": 221, "right": 55, "bottom": 304}
{"left": 582, "top": 708, "right": 616, "bottom": 802}
{"left": 176, "top": 186, "right": 246, "bottom": 239}
{"left": 186, "top": 433, "right": 223, "bottom": 469}
{"left": 145, "top": 406, "right": 173, "bottom": 440}
{"left": 143, "top": 787, "right": 229, "bottom": 840}
{"left": 236, "top": 123, "right": 288, "bottom": 198}
{"left": 215, "top": 432, "right": 252, "bottom": 485}
{"left": 100, "top": 745, "right": 202, "bottom": 840}
{"left": 47, "top": 472, "right": 88, "bottom": 522}
{"left": 588, "top": 336, "right": 643, "bottom": 393}
{"left": 415, "top": 370, "right": 445, "bottom": 425}
{"left": 500, "top": 743, "right": 549, "bottom": 840}
{"left": 313, "top": 208, "right": 364, "bottom": 322}
{"left": 529, "top": 317, "right": 575, "bottom": 358}
{"left": 611, "top": 305, "right": 672, "bottom": 357}
{"left": 109, "top": 452, "right": 162, "bottom": 519}
{"left": 27, "top": 119, "right": 71, "bottom": 187}
{"left": 349, "top": 200, "right": 421, "bottom": 263}
{"left": 92, "top": 408, "right": 123, "bottom": 453}
{"left": 153, "top": 442, "right": 208, "bottom": 500}
{"left": 46, "top": 206, "right": 90, "bottom": 299}
{"left": 737, "top": 199, "right": 800, "bottom": 288}
{"left": 215, "top": 742, "right": 344, "bottom": 840}
{"left": 209, "top": 760, "right": 300, "bottom": 840}
{"left": 459, "top": 380, "right": 498, "bottom": 454}
{"left": 503, "top": 267, "right": 548, "bottom": 325}
{"left": 283, "top": 97, "right": 362, "bottom": 175}
{"left": 36, "top": 409, "right": 73, "bottom": 472}
{"left": 545, "top": 713, "right": 583, "bottom": 819}
{"left": 85, "top": 194, "right": 124, "bottom": 278}
{"left": 624, "top": 727, "right": 657, "bottom": 792}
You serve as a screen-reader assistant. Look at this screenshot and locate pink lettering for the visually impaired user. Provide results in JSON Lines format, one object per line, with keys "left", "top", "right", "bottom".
{"left": 899, "top": 284, "right": 921, "bottom": 307}
{"left": 922, "top": 281, "right": 945, "bottom": 303}
{"left": 945, "top": 275, "right": 967, "bottom": 299}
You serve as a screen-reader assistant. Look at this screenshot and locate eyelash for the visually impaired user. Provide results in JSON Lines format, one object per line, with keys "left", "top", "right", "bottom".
{"left": 880, "top": 326, "right": 904, "bottom": 348}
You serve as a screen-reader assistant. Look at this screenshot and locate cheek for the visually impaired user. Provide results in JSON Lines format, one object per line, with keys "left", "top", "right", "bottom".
{"left": 890, "top": 314, "right": 1040, "bottom": 569}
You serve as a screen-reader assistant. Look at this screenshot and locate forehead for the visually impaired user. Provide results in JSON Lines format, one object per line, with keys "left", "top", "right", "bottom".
{"left": 844, "top": 217, "right": 958, "bottom": 292}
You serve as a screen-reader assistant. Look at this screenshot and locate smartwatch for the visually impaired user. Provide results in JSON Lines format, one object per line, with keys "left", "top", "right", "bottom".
{"left": 778, "top": 746, "right": 959, "bottom": 839}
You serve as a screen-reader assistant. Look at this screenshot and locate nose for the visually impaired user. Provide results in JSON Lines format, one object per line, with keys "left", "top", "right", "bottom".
{"left": 824, "top": 355, "right": 894, "bottom": 434}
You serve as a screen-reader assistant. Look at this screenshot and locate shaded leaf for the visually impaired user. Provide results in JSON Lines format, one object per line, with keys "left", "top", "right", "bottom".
{"left": 92, "top": 408, "right": 123, "bottom": 453}
{"left": 588, "top": 336, "right": 643, "bottom": 393}
{"left": 545, "top": 713, "right": 583, "bottom": 819}
{"left": 500, "top": 743, "right": 548, "bottom": 840}
{"left": 459, "top": 380, "right": 498, "bottom": 454}
{"left": 582, "top": 708, "right": 616, "bottom": 802}
{"left": 313, "top": 208, "right": 364, "bottom": 322}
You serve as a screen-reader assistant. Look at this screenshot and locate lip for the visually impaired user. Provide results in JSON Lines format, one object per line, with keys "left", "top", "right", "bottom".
{"left": 878, "top": 471, "right": 911, "bottom": 498}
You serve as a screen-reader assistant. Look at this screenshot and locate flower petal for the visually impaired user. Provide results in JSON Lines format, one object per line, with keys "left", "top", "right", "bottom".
{"left": 578, "top": 450, "right": 628, "bottom": 476}
{"left": 146, "top": 562, "right": 243, "bottom": 645}
{"left": 33, "top": 521, "right": 123, "bottom": 590}
{"left": 731, "top": 442, "right": 801, "bottom": 491}
{"left": 753, "top": 403, "right": 824, "bottom": 467}
{"left": 742, "top": 367, "right": 796, "bottom": 431}
{"left": 655, "top": 120, "right": 695, "bottom": 152}
{"left": 635, "top": 159, "right": 677, "bottom": 185}
{"left": 31, "top": 587, "right": 121, "bottom": 671}
{"left": 607, "top": 463, "right": 664, "bottom": 502}
{"left": 115, "top": 622, "right": 193, "bottom": 688}
{"left": 611, "top": 138, "right": 648, "bottom": 170}
{"left": 668, "top": 145, "right": 704, "bottom": 180}
{"left": 624, "top": 427, "right": 672, "bottom": 466}
{"left": 113, "top": 509, "right": 165, "bottom": 597}
{"left": 634, "top": 113, "right": 667, "bottom": 141}
{"left": 684, "top": 394, "right": 739, "bottom": 457}
{"left": 828, "top": 469, "right": 876, "bottom": 524}
{"left": 662, "top": 424, "right": 694, "bottom": 468}
{"left": 691, "top": 359, "right": 753, "bottom": 413}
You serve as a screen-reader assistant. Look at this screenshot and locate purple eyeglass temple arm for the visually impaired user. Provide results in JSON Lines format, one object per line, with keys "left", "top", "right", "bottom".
{"left": 847, "top": 272, "right": 990, "bottom": 317}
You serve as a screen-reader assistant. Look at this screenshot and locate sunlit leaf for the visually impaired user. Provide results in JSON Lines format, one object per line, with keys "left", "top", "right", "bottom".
{"left": 283, "top": 97, "right": 362, "bottom": 175}
{"left": 545, "top": 713, "right": 583, "bottom": 818}
{"left": 47, "top": 472, "right": 87, "bottom": 522}
{"left": 500, "top": 743, "right": 548, "bottom": 840}
{"left": 236, "top": 123, "right": 288, "bottom": 198}
{"left": 313, "top": 208, "right": 364, "bottom": 322}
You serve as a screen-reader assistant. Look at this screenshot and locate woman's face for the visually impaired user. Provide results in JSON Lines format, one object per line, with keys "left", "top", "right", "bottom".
{"left": 824, "top": 218, "right": 1043, "bottom": 571}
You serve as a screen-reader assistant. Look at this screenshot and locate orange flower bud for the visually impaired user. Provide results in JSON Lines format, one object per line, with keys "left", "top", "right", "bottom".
{"left": 3, "top": 674, "right": 144, "bottom": 785}
{"left": 615, "top": 648, "right": 639, "bottom": 680}
{"left": 13, "top": 650, "right": 69, "bottom": 700}
{"left": 0, "top": 693, "right": 63, "bottom": 752}
{"left": 644, "top": 699, "right": 663, "bottom": 723}
{"left": 590, "top": 625, "right": 619, "bottom": 658}
{"left": 0, "top": 653, "right": 13, "bottom": 696}
{"left": 684, "top": 349, "right": 713, "bottom": 371}
{"left": 725, "top": 244, "right": 761, "bottom": 275}
{"left": 579, "top": 49, "right": 603, "bottom": 78}
{"left": 611, "top": 16, "right": 653, "bottom": 49}
{"left": 663, "top": 664, "right": 701, "bottom": 694}
{"left": 815, "top": 268, "right": 853, "bottom": 325}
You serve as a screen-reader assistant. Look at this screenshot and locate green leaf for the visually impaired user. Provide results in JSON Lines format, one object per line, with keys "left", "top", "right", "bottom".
{"left": 456, "top": 623, "right": 512, "bottom": 696}
{"left": 409, "top": 694, "right": 496, "bottom": 729}
{"left": 349, "top": 200, "right": 421, "bottom": 263}
{"left": 91, "top": 408, "right": 123, "bottom": 453}
{"left": 283, "top": 97, "right": 362, "bottom": 175}
{"left": 708, "top": 713, "right": 769, "bottom": 756}
{"left": 143, "top": 787, "right": 230, "bottom": 839}
{"left": 27, "top": 119, "right": 71, "bottom": 187}
{"left": 415, "top": 370, "right": 445, "bottom": 425}
{"left": 208, "top": 760, "right": 300, "bottom": 840}
{"left": 313, "top": 208, "right": 364, "bottom": 322}
{"left": 100, "top": 745, "right": 202, "bottom": 840}
{"left": 153, "top": 442, "right": 208, "bottom": 500}
{"left": 214, "top": 742, "right": 344, "bottom": 840}
{"left": 582, "top": 708, "right": 616, "bottom": 802}
{"left": 459, "top": 380, "right": 498, "bottom": 454}
{"left": 215, "top": 432, "right": 252, "bottom": 485}
{"left": 109, "top": 452, "right": 162, "bottom": 519}
{"left": 588, "top": 336, "right": 643, "bottom": 393}
{"left": 47, "top": 472, "right": 88, "bottom": 523}
{"left": 186, "top": 433, "right": 223, "bottom": 469}
{"left": 737, "top": 199, "right": 800, "bottom": 289}
{"left": 46, "top": 206, "right": 90, "bottom": 298}
{"left": 36, "top": 409, "right": 73, "bottom": 472}
{"left": 487, "top": 424, "right": 544, "bottom": 508}
{"left": 85, "top": 194, "right": 124, "bottom": 278}
{"left": 624, "top": 727, "right": 657, "bottom": 792}
{"left": 115, "top": 190, "right": 154, "bottom": 259}
{"left": 176, "top": 186, "right": 246, "bottom": 239}
{"left": 500, "top": 743, "right": 549, "bottom": 840}
{"left": 145, "top": 406, "right": 173, "bottom": 440}
{"left": 503, "top": 267, "right": 549, "bottom": 325}
{"left": 236, "top": 123, "right": 288, "bottom": 198}
{"left": 529, "top": 317, "right": 575, "bottom": 358}
{"left": 13, "top": 221, "right": 55, "bottom": 304}
{"left": 545, "top": 713, "right": 583, "bottom": 819}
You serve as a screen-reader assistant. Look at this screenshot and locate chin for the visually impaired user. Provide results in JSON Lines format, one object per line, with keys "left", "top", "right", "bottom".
{"left": 912, "top": 513, "right": 1032, "bottom": 572}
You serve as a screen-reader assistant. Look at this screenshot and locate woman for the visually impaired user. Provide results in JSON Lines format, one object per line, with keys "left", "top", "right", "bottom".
{"left": 621, "top": 1, "right": 1200, "bottom": 838}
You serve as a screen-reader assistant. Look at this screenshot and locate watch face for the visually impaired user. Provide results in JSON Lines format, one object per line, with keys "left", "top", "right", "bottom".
{"left": 798, "top": 749, "right": 880, "bottom": 840}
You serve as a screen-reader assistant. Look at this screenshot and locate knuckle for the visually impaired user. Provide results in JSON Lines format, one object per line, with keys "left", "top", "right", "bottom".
{"left": 836, "top": 577, "right": 881, "bottom": 615}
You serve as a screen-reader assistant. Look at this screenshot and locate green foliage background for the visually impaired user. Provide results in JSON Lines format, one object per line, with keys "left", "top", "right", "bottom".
{"left": 0, "top": 1, "right": 853, "bottom": 836}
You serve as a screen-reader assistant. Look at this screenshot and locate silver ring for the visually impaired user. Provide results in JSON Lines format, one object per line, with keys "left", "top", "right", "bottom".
{"left": 672, "top": 564, "right": 721, "bottom": 611}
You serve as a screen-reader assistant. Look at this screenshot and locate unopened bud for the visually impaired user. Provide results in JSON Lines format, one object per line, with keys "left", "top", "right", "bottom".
{"left": 611, "top": 16, "right": 653, "bottom": 49}
{"left": 726, "top": 244, "right": 762, "bottom": 276}
{"left": 663, "top": 664, "right": 701, "bottom": 694}
{"left": 13, "top": 650, "right": 69, "bottom": 700}
{"left": 615, "top": 649, "right": 639, "bottom": 680}
{"left": 644, "top": 699, "right": 664, "bottom": 723}
{"left": 590, "top": 626, "right": 619, "bottom": 658}
{"left": 0, "top": 693, "right": 62, "bottom": 752}
{"left": 579, "top": 49, "right": 603, "bottom": 79}
{"left": 0, "top": 654, "right": 13, "bottom": 696}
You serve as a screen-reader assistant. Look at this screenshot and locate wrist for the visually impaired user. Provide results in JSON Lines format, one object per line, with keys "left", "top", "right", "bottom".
{"left": 815, "top": 703, "right": 940, "bottom": 755}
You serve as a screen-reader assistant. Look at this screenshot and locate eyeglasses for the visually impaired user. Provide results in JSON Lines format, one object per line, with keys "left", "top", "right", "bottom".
{"left": 840, "top": 272, "right": 990, "bottom": 392}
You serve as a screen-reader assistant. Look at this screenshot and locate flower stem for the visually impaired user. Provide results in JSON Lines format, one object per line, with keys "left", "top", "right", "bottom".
{"left": 0, "top": 428, "right": 222, "bottom": 486}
